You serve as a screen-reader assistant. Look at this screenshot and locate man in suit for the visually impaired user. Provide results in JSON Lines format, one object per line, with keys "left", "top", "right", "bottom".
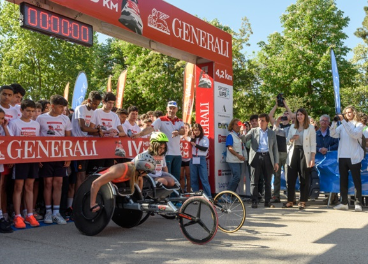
{"left": 242, "top": 113, "right": 279, "bottom": 208}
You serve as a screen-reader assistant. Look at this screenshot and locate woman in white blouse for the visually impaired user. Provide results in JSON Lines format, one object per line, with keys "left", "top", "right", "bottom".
{"left": 330, "top": 106, "right": 364, "bottom": 212}
{"left": 284, "top": 108, "right": 316, "bottom": 210}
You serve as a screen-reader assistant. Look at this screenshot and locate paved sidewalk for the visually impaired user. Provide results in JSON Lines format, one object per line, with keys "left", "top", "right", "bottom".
{"left": 0, "top": 200, "right": 367, "bottom": 264}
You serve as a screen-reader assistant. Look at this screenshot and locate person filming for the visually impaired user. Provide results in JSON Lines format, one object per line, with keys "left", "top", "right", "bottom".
{"left": 330, "top": 106, "right": 364, "bottom": 212}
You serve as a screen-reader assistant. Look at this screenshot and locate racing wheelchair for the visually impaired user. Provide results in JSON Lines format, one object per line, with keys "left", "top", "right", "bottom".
{"left": 73, "top": 168, "right": 246, "bottom": 244}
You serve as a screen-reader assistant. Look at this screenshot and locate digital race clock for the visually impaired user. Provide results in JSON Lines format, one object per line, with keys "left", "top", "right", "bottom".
{"left": 20, "top": 2, "right": 93, "bottom": 47}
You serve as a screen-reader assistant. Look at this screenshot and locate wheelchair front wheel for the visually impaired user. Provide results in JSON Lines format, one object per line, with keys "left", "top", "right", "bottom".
{"left": 178, "top": 196, "right": 218, "bottom": 244}
{"left": 213, "top": 190, "right": 246, "bottom": 233}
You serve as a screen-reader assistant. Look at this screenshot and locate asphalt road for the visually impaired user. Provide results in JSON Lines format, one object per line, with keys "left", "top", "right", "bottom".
{"left": 1, "top": 200, "right": 367, "bottom": 264}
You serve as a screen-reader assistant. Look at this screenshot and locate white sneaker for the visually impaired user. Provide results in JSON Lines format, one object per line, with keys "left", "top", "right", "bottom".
{"left": 52, "top": 213, "right": 67, "bottom": 225}
{"left": 44, "top": 211, "right": 53, "bottom": 224}
{"left": 355, "top": 205, "right": 363, "bottom": 212}
{"left": 333, "top": 203, "right": 348, "bottom": 210}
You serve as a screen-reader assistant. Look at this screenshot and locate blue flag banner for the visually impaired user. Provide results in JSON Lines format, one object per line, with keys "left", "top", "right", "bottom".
{"left": 279, "top": 151, "right": 368, "bottom": 195}
{"left": 330, "top": 49, "right": 341, "bottom": 114}
{"left": 72, "top": 72, "right": 88, "bottom": 109}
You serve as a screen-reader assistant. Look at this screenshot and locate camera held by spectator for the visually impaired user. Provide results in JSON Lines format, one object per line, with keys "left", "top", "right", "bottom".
{"left": 277, "top": 93, "right": 285, "bottom": 107}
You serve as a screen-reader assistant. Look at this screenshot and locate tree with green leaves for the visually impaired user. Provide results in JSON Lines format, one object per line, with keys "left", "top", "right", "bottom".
{"left": 346, "top": 2, "right": 368, "bottom": 113}
{"left": 257, "top": 0, "right": 357, "bottom": 118}
{"left": 355, "top": 3, "right": 368, "bottom": 44}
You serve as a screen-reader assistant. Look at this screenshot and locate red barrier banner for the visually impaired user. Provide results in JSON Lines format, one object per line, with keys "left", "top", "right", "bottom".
{"left": 0, "top": 137, "right": 192, "bottom": 164}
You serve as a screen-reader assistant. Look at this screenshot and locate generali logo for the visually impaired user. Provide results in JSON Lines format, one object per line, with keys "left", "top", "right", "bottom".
{"left": 218, "top": 170, "right": 231, "bottom": 176}
{"left": 147, "top": 9, "right": 229, "bottom": 58}
{"left": 148, "top": 9, "right": 170, "bottom": 35}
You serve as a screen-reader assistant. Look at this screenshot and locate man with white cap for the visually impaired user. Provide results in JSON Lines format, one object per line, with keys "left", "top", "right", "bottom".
{"left": 133, "top": 101, "right": 184, "bottom": 181}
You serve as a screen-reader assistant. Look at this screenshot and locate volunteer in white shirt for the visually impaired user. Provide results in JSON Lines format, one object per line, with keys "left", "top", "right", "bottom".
{"left": 190, "top": 123, "right": 211, "bottom": 198}
{"left": 330, "top": 106, "right": 364, "bottom": 212}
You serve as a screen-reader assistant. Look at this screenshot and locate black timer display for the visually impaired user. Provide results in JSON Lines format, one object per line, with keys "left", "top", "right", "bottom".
{"left": 20, "top": 3, "right": 93, "bottom": 47}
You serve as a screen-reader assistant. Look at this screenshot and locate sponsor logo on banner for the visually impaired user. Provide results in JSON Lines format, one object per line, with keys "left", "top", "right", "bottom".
{"left": 172, "top": 19, "right": 230, "bottom": 58}
{"left": 218, "top": 170, "right": 231, "bottom": 176}
{"left": 148, "top": 9, "right": 170, "bottom": 35}
{"left": 217, "top": 86, "right": 230, "bottom": 99}
{"left": 218, "top": 135, "right": 226, "bottom": 143}
{"left": 214, "top": 80, "right": 233, "bottom": 192}
{"left": 199, "top": 102, "right": 210, "bottom": 136}
{"left": 217, "top": 122, "right": 228, "bottom": 130}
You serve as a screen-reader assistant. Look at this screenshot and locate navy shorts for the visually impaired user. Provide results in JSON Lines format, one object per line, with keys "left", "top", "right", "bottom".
{"left": 181, "top": 160, "right": 190, "bottom": 167}
{"left": 12, "top": 163, "right": 39, "bottom": 180}
{"left": 39, "top": 161, "right": 67, "bottom": 178}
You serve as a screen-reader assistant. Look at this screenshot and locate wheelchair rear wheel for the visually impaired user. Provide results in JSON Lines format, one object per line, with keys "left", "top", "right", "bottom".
{"left": 73, "top": 174, "right": 115, "bottom": 236}
{"left": 112, "top": 187, "right": 143, "bottom": 228}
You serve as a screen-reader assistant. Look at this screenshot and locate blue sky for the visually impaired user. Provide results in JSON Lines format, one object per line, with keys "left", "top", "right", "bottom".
{"left": 164, "top": 0, "right": 366, "bottom": 59}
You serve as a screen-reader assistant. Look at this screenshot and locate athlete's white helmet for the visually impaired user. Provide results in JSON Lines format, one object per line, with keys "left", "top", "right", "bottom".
{"left": 134, "top": 152, "right": 155, "bottom": 172}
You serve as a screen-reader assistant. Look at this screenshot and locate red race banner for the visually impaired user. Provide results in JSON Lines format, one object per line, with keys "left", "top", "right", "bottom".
{"left": 0, "top": 137, "right": 191, "bottom": 164}
{"left": 46, "top": 0, "right": 232, "bottom": 65}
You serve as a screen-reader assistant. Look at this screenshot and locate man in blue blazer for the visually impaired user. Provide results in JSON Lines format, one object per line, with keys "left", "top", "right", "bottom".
{"left": 242, "top": 113, "right": 279, "bottom": 208}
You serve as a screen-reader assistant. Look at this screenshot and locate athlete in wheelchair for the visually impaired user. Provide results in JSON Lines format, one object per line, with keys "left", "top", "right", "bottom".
{"left": 73, "top": 132, "right": 245, "bottom": 244}
{"left": 89, "top": 132, "right": 179, "bottom": 213}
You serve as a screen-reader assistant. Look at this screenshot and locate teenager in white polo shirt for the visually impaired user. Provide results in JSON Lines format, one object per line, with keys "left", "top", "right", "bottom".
{"left": 123, "top": 105, "right": 141, "bottom": 136}
{"left": 9, "top": 99, "right": 41, "bottom": 228}
{"left": 134, "top": 101, "right": 184, "bottom": 181}
{"left": 10, "top": 83, "right": 26, "bottom": 118}
{"left": 71, "top": 91, "right": 102, "bottom": 188}
{"left": 68, "top": 91, "right": 103, "bottom": 213}
{"left": 90, "top": 92, "right": 127, "bottom": 169}
{"left": 36, "top": 95, "right": 72, "bottom": 225}
{"left": 0, "top": 85, "right": 18, "bottom": 223}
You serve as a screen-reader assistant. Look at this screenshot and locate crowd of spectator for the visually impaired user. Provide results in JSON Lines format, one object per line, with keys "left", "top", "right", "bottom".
{"left": 0, "top": 84, "right": 202, "bottom": 233}
{"left": 229, "top": 98, "right": 368, "bottom": 211}
{"left": 1, "top": 83, "right": 367, "bottom": 234}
